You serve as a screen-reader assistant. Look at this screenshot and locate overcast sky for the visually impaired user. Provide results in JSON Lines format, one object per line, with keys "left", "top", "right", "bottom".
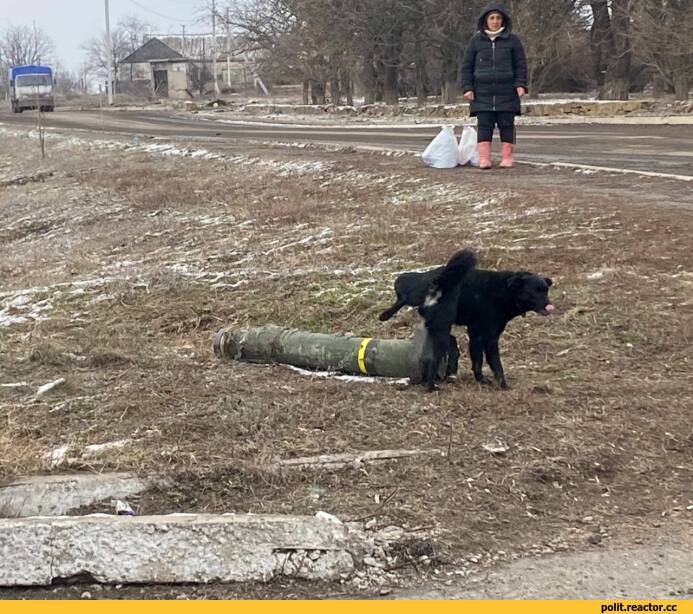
{"left": 2, "top": 0, "right": 210, "bottom": 74}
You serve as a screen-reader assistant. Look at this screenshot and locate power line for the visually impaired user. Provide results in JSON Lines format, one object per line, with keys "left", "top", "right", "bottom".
{"left": 127, "top": 0, "right": 198, "bottom": 24}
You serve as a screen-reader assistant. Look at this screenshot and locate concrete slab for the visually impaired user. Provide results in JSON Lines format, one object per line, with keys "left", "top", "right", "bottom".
{"left": 0, "top": 473, "right": 156, "bottom": 517}
{"left": 0, "top": 513, "right": 370, "bottom": 586}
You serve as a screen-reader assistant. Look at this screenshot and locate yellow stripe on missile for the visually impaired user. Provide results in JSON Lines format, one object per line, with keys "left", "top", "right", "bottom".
{"left": 357, "top": 338, "right": 372, "bottom": 374}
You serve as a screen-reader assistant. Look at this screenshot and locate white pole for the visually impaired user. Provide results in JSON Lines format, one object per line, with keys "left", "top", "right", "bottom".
{"left": 212, "top": 0, "right": 219, "bottom": 94}
{"left": 226, "top": 7, "right": 231, "bottom": 87}
{"left": 105, "top": 0, "right": 114, "bottom": 105}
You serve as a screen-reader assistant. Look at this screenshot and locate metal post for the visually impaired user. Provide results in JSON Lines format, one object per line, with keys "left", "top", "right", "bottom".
{"left": 105, "top": 0, "right": 114, "bottom": 105}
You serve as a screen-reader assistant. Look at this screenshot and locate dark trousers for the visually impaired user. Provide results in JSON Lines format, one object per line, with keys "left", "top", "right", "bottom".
{"left": 476, "top": 111, "right": 516, "bottom": 143}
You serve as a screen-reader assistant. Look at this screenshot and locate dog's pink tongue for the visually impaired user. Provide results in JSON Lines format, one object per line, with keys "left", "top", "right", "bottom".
{"left": 545, "top": 304, "right": 555, "bottom": 314}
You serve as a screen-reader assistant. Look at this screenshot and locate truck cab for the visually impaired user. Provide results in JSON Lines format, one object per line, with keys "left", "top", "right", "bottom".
{"left": 9, "top": 65, "right": 55, "bottom": 113}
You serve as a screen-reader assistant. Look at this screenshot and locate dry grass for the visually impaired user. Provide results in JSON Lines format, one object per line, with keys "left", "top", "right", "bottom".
{"left": 1, "top": 130, "right": 692, "bottom": 568}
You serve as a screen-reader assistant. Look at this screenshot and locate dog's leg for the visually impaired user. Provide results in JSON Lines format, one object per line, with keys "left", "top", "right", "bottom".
{"left": 468, "top": 331, "right": 486, "bottom": 384}
{"left": 378, "top": 298, "right": 405, "bottom": 321}
{"left": 445, "top": 334, "right": 460, "bottom": 380}
{"left": 484, "top": 338, "right": 509, "bottom": 389}
{"left": 425, "top": 330, "right": 450, "bottom": 392}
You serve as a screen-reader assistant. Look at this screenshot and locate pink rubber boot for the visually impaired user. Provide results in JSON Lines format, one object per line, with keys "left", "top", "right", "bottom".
{"left": 499, "top": 142, "right": 515, "bottom": 168}
{"left": 477, "top": 141, "right": 492, "bottom": 169}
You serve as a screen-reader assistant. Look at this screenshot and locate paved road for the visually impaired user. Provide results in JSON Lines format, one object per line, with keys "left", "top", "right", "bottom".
{"left": 1, "top": 108, "right": 692, "bottom": 177}
{"left": 389, "top": 546, "right": 693, "bottom": 600}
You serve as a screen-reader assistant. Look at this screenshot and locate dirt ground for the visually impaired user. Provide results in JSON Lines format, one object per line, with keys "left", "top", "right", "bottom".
{"left": 0, "top": 125, "right": 692, "bottom": 599}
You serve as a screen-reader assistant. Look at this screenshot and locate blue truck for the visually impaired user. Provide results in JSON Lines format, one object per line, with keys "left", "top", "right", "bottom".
{"left": 8, "top": 65, "right": 55, "bottom": 113}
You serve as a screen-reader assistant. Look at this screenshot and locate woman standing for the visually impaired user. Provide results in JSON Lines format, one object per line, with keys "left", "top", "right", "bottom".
{"left": 460, "top": 3, "right": 528, "bottom": 169}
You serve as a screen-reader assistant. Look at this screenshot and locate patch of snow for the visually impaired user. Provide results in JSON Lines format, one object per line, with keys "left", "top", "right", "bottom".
{"left": 0, "top": 293, "right": 54, "bottom": 327}
{"left": 44, "top": 439, "right": 132, "bottom": 468}
{"left": 522, "top": 207, "right": 556, "bottom": 217}
{"left": 0, "top": 278, "right": 118, "bottom": 328}
{"left": 584, "top": 267, "right": 618, "bottom": 280}
{"left": 285, "top": 364, "right": 409, "bottom": 386}
{"left": 33, "top": 378, "right": 66, "bottom": 399}
{"left": 88, "top": 294, "right": 115, "bottom": 306}
{"left": 482, "top": 441, "right": 510, "bottom": 455}
{"left": 82, "top": 439, "right": 132, "bottom": 457}
{"left": 471, "top": 197, "right": 499, "bottom": 210}
{"left": 7, "top": 294, "right": 32, "bottom": 308}
{"left": 48, "top": 445, "right": 69, "bottom": 467}
{"left": 0, "top": 277, "right": 115, "bottom": 301}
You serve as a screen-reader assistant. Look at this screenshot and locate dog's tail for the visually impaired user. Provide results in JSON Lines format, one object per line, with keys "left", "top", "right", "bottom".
{"left": 434, "top": 248, "right": 477, "bottom": 292}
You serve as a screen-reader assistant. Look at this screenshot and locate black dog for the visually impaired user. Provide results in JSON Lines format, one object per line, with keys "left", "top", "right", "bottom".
{"left": 419, "top": 256, "right": 555, "bottom": 391}
{"left": 380, "top": 250, "right": 554, "bottom": 391}
{"left": 379, "top": 250, "right": 477, "bottom": 384}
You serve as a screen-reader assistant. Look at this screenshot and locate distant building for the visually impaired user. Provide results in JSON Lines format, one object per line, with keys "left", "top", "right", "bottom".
{"left": 156, "top": 33, "right": 254, "bottom": 88}
{"left": 118, "top": 35, "right": 256, "bottom": 99}
{"left": 118, "top": 38, "right": 189, "bottom": 98}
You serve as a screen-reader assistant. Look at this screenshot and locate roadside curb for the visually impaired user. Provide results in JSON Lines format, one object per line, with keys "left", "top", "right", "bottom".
{"left": 339, "top": 144, "right": 693, "bottom": 182}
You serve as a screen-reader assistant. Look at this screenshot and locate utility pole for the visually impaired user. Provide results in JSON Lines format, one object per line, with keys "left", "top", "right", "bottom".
{"left": 226, "top": 7, "right": 231, "bottom": 87}
{"left": 105, "top": 0, "right": 114, "bottom": 105}
{"left": 211, "top": 0, "right": 220, "bottom": 94}
{"left": 181, "top": 25, "right": 186, "bottom": 56}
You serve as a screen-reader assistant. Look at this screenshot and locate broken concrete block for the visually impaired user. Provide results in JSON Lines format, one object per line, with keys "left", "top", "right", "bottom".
{"left": 0, "top": 521, "right": 53, "bottom": 585}
{"left": 0, "top": 473, "right": 155, "bottom": 517}
{"left": 0, "top": 513, "right": 370, "bottom": 586}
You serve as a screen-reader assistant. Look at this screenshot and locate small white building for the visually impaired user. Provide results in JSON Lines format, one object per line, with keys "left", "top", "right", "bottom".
{"left": 118, "top": 38, "right": 190, "bottom": 99}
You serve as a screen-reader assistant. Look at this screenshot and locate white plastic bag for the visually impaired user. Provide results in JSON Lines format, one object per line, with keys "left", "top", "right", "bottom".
{"left": 421, "top": 125, "right": 459, "bottom": 169}
{"left": 458, "top": 125, "right": 479, "bottom": 167}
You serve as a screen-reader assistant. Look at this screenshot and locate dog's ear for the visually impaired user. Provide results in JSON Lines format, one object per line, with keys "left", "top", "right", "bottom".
{"left": 544, "top": 277, "right": 553, "bottom": 287}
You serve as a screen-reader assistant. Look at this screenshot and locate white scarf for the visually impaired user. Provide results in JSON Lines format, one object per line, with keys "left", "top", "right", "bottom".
{"left": 484, "top": 26, "right": 505, "bottom": 41}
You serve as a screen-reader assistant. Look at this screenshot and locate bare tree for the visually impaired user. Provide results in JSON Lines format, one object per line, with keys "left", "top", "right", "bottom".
{"left": 588, "top": 0, "right": 610, "bottom": 93}
{"left": 0, "top": 24, "right": 55, "bottom": 96}
{"left": 419, "top": 0, "right": 484, "bottom": 104}
{"left": 82, "top": 29, "right": 128, "bottom": 88}
{"left": 226, "top": 0, "right": 354, "bottom": 104}
{"left": 509, "top": 0, "right": 586, "bottom": 98}
{"left": 225, "top": 0, "right": 312, "bottom": 97}
{"left": 346, "top": 0, "right": 408, "bottom": 105}
{"left": 52, "top": 61, "right": 82, "bottom": 97}
{"left": 588, "top": 0, "right": 632, "bottom": 99}
{"left": 81, "top": 15, "right": 152, "bottom": 86}
{"left": 630, "top": 0, "right": 693, "bottom": 100}
{"left": 604, "top": 0, "right": 632, "bottom": 99}
{"left": 0, "top": 23, "right": 54, "bottom": 66}
{"left": 223, "top": 0, "right": 634, "bottom": 106}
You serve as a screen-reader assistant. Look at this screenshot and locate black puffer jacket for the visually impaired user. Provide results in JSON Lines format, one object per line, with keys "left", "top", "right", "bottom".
{"left": 459, "top": 3, "right": 528, "bottom": 116}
